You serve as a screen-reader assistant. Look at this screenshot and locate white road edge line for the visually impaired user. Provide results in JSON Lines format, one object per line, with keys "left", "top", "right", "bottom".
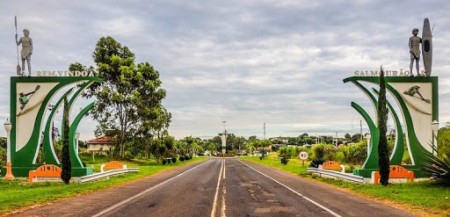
{"left": 239, "top": 160, "right": 342, "bottom": 217}
{"left": 210, "top": 159, "right": 224, "bottom": 217}
{"left": 92, "top": 161, "right": 209, "bottom": 217}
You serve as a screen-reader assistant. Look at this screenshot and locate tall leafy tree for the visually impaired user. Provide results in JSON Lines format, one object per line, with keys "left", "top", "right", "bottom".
{"left": 377, "top": 68, "right": 390, "bottom": 186}
{"left": 437, "top": 126, "right": 450, "bottom": 159}
{"left": 72, "top": 36, "right": 170, "bottom": 158}
{"left": 61, "top": 97, "right": 72, "bottom": 184}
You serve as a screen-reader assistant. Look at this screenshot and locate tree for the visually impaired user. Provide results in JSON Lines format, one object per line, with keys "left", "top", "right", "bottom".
{"left": 278, "top": 147, "right": 291, "bottom": 165}
{"left": 340, "top": 141, "right": 367, "bottom": 166}
{"left": 345, "top": 133, "right": 351, "bottom": 140}
{"left": 377, "top": 68, "right": 390, "bottom": 186}
{"left": 233, "top": 136, "right": 246, "bottom": 153}
{"left": 0, "top": 137, "right": 6, "bottom": 148}
{"left": 248, "top": 136, "right": 257, "bottom": 141}
{"left": 351, "top": 133, "right": 362, "bottom": 143}
{"left": 61, "top": 97, "right": 72, "bottom": 184}
{"left": 73, "top": 36, "right": 170, "bottom": 158}
{"left": 437, "top": 126, "right": 450, "bottom": 159}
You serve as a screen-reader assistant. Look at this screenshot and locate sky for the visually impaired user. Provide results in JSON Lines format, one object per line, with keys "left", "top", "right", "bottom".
{"left": 1, "top": 0, "right": 450, "bottom": 140}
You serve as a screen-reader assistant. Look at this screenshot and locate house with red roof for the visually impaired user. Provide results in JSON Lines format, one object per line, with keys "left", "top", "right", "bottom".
{"left": 86, "top": 136, "right": 115, "bottom": 153}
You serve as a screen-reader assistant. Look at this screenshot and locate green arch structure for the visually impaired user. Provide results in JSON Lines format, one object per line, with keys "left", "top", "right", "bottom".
{"left": 343, "top": 76, "right": 438, "bottom": 178}
{"left": 42, "top": 87, "right": 74, "bottom": 165}
{"left": 69, "top": 102, "right": 95, "bottom": 174}
{"left": 7, "top": 76, "right": 101, "bottom": 177}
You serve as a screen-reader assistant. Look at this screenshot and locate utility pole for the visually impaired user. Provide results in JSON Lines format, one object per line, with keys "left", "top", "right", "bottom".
{"left": 263, "top": 122, "right": 266, "bottom": 140}
{"left": 335, "top": 131, "right": 338, "bottom": 146}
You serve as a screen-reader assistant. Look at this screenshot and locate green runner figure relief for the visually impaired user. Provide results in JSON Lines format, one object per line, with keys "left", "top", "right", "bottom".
{"left": 18, "top": 85, "right": 40, "bottom": 110}
{"left": 403, "top": 85, "right": 430, "bottom": 103}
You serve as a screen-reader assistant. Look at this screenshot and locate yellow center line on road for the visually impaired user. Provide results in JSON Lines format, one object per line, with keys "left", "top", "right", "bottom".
{"left": 210, "top": 159, "right": 225, "bottom": 217}
{"left": 221, "top": 159, "right": 227, "bottom": 217}
{"left": 223, "top": 159, "right": 226, "bottom": 180}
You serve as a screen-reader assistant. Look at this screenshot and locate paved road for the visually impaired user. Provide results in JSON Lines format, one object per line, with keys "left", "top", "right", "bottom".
{"left": 8, "top": 158, "right": 416, "bottom": 217}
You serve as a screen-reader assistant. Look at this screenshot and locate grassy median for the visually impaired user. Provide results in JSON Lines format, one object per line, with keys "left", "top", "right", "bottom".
{"left": 242, "top": 153, "right": 450, "bottom": 217}
{"left": 0, "top": 157, "right": 207, "bottom": 215}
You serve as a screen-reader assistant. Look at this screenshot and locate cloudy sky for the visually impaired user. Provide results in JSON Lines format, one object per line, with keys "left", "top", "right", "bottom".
{"left": 1, "top": 0, "right": 450, "bottom": 140}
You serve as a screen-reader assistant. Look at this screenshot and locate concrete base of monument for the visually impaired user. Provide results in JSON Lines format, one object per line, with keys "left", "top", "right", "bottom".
{"left": 2, "top": 166, "right": 93, "bottom": 177}
{"left": 354, "top": 168, "right": 377, "bottom": 178}
{"left": 4, "top": 162, "right": 15, "bottom": 180}
{"left": 1, "top": 166, "right": 37, "bottom": 177}
{"left": 354, "top": 167, "right": 429, "bottom": 178}
{"left": 71, "top": 167, "right": 94, "bottom": 176}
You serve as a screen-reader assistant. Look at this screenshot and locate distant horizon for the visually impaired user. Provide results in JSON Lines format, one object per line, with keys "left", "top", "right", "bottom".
{"left": 1, "top": 1, "right": 450, "bottom": 141}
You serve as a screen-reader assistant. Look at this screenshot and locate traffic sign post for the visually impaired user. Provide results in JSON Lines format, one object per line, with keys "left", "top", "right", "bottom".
{"left": 299, "top": 151, "right": 308, "bottom": 167}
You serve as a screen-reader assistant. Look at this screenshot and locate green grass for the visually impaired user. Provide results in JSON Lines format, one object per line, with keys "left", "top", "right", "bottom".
{"left": 0, "top": 157, "right": 207, "bottom": 214}
{"left": 317, "top": 178, "right": 450, "bottom": 210}
{"left": 243, "top": 153, "right": 308, "bottom": 175}
{"left": 242, "top": 153, "right": 450, "bottom": 216}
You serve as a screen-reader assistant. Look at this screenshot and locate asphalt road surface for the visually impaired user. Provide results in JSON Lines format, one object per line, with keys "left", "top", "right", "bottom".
{"left": 9, "top": 158, "right": 417, "bottom": 217}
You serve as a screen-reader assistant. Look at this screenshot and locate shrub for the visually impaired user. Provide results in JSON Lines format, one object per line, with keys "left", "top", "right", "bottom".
{"left": 162, "top": 158, "right": 167, "bottom": 165}
{"left": 124, "top": 151, "right": 134, "bottom": 161}
{"left": 278, "top": 147, "right": 291, "bottom": 165}
{"left": 423, "top": 146, "right": 450, "bottom": 185}
{"left": 179, "top": 156, "right": 185, "bottom": 161}
{"left": 312, "top": 144, "right": 326, "bottom": 160}
{"left": 336, "top": 142, "right": 367, "bottom": 166}
{"left": 310, "top": 158, "right": 325, "bottom": 168}
{"left": 172, "top": 157, "right": 177, "bottom": 163}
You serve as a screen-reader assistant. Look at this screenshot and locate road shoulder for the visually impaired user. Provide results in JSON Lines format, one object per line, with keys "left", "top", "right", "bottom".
{"left": 241, "top": 159, "right": 419, "bottom": 217}
{"left": 5, "top": 160, "right": 207, "bottom": 217}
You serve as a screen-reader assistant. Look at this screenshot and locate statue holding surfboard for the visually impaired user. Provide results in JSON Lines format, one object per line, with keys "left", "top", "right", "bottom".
{"left": 422, "top": 18, "right": 433, "bottom": 77}
{"left": 409, "top": 18, "right": 433, "bottom": 77}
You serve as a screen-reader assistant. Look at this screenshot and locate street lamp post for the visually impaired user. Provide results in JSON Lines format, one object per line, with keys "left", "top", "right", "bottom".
{"left": 431, "top": 120, "right": 439, "bottom": 156}
{"left": 4, "top": 119, "right": 15, "bottom": 180}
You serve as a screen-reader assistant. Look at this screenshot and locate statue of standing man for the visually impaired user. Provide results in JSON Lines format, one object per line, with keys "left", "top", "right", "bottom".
{"left": 409, "top": 28, "right": 422, "bottom": 77}
{"left": 16, "top": 29, "right": 33, "bottom": 76}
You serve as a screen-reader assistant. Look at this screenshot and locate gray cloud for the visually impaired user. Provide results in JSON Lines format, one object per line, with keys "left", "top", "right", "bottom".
{"left": 1, "top": 0, "right": 450, "bottom": 139}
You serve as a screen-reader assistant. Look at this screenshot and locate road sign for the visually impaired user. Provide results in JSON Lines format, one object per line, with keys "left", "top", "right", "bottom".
{"left": 299, "top": 151, "right": 308, "bottom": 160}
{"left": 299, "top": 151, "right": 308, "bottom": 167}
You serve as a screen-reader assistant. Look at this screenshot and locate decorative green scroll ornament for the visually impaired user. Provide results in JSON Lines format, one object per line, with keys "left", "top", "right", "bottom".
{"left": 7, "top": 76, "right": 101, "bottom": 177}
{"left": 343, "top": 76, "right": 438, "bottom": 178}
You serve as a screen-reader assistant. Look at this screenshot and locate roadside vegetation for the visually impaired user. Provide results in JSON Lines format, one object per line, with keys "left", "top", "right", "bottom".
{"left": 242, "top": 151, "right": 450, "bottom": 216}
{"left": 0, "top": 157, "right": 207, "bottom": 215}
